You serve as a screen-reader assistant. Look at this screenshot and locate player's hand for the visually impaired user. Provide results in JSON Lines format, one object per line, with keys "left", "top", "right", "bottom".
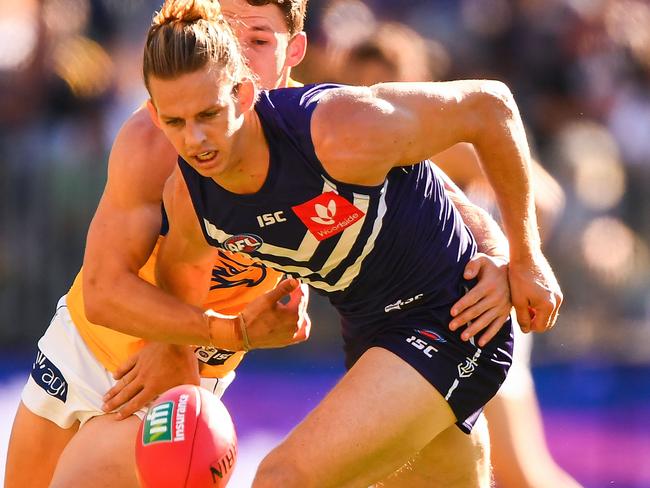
{"left": 236, "top": 277, "right": 311, "bottom": 350}
{"left": 449, "top": 253, "right": 512, "bottom": 347}
{"left": 102, "top": 342, "right": 200, "bottom": 419}
{"left": 509, "top": 251, "right": 563, "bottom": 333}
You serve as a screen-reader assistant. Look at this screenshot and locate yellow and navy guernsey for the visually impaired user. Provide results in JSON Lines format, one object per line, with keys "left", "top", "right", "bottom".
{"left": 66, "top": 80, "right": 303, "bottom": 376}
{"left": 66, "top": 240, "right": 280, "bottom": 377}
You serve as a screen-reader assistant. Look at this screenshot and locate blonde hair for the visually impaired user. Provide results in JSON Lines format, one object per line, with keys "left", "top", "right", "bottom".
{"left": 143, "top": 0, "right": 252, "bottom": 93}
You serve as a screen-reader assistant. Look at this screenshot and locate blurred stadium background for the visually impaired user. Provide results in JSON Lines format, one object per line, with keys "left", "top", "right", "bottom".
{"left": 1, "top": 0, "right": 649, "bottom": 486}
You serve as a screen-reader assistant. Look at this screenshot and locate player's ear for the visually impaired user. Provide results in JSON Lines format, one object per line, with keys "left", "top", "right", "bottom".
{"left": 146, "top": 99, "right": 162, "bottom": 129}
{"left": 233, "top": 78, "right": 256, "bottom": 113}
{"left": 286, "top": 32, "right": 307, "bottom": 68}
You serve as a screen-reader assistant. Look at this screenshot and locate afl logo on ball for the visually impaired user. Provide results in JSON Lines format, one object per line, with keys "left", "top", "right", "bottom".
{"left": 222, "top": 234, "right": 263, "bottom": 253}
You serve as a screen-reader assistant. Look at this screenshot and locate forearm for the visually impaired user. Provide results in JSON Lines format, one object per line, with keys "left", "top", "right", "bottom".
{"left": 470, "top": 84, "right": 541, "bottom": 259}
{"left": 84, "top": 269, "right": 211, "bottom": 346}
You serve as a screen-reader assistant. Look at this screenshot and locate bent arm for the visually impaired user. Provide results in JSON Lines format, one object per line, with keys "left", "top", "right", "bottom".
{"left": 312, "top": 80, "right": 540, "bottom": 259}
{"left": 83, "top": 110, "right": 213, "bottom": 345}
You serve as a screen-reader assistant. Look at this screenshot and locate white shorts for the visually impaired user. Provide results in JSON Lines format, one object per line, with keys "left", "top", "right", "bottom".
{"left": 496, "top": 323, "right": 533, "bottom": 398}
{"left": 21, "top": 296, "right": 235, "bottom": 429}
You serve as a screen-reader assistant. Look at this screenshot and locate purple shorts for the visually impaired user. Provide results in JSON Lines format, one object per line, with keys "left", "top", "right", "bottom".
{"left": 344, "top": 316, "right": 514, "bottom": 433}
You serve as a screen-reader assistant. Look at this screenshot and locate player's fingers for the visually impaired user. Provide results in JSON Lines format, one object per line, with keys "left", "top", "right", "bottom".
{"left": 477, "top": 316, "right": 509, "bottom": 347}
{"left": 463, "top": 256, "right": 482, "bottom": 280}
{"left": 459, "top": 308, "right": 499, "bottom": 341}
{"left": 450, "top": 287, "right": 483, "bottom": 318}
{"left": 450, "top": 297, "right": 494, "bottom": 331}
{"left": 547, "top": 292, "right": 562, "bottom": 329}
{"left": 283, "top": 280, "right": 307, "bottom": 311}
{"left": 116, "top": 388, "right": 151, "bottom": 420}
{"left": 513, "top": 297, "right": 531, "bottom": 333}
{"left": 530, "top": 299, "right": 555, "bottom": 332}
{"left": 112, "top": 354, "right": 137, "bottom": 380}
{"left": 104, "top": 367, "right": 138, "bottom": 401}
{"left": 266, "top": 277, "right": 299, "bottom": 305}
{"left": 102, "top": 379, "right": 144, "bottom": 413}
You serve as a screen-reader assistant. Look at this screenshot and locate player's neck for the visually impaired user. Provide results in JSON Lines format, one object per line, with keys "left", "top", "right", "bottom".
{"left": 212, "top": 110, "right": 269, "bottom": 195}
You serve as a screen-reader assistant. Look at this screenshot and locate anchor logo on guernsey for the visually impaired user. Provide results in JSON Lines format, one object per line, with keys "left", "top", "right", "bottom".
{"left": 292, "top": 192, "right": 365, "bottom": 241}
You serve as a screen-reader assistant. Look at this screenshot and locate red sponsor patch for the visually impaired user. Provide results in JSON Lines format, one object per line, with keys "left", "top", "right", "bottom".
{"left": 292, "top": 192, "right": 365, "bottom": 241}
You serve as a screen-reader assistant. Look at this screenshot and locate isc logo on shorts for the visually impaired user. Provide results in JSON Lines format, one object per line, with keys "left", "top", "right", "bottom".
{"left": 31, "top": 348, "right": 67, "bottom": 403}
{"left": 406, "top": 336, "right": 439, "bottom": 358}
{"left": 292, "top": 192, "right": 365, "bottom": 241}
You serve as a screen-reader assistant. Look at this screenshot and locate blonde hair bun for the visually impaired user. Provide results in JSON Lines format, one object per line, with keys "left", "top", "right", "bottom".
{"left": 153, "top": 0, "right": 222, "bottom": 26}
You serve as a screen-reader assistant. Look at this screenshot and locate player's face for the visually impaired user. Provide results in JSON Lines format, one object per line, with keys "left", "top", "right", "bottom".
{"left": 147, "top": 67, "right": 251, "bottom": 178}
{"left": 221, "top": 0, "right": 303, "bottom": 89}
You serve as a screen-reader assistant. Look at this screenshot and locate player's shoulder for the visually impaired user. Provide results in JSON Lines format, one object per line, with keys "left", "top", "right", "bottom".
{"left": 311, "top": 84, "right": 383, "bottom": 128}
{"left": 105, "top": 105, "right": 178, "bottom": 201}
{"left": 108, "top": 105, "right": 177, "bottom": 179}
{"left": 262, "top": 83, "right": 353, "bottom": 110}
{"left": 115, "top": 106, "right": 174, "bottom": 156}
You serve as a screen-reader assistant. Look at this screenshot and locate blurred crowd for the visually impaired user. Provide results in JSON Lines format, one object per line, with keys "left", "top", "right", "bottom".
{"left": 1, "top": 0, "right": 649, "bottom": 364}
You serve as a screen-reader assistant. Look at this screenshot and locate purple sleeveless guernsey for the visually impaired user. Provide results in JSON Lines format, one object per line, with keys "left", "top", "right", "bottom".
{"left": 179, "top": 83, "right": 476, "bottom": 335}
{"left": 178, "top": 84, "right": 513, "bottom": 431}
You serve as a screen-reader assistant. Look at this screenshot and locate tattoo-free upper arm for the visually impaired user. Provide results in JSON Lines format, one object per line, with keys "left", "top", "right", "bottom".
{"left": 311, "top": 81, "right": 510, "bottom": 185}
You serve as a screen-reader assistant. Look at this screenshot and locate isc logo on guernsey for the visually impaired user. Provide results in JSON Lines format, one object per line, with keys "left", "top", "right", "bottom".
{"left": 292, "top": 192, "right": 365, "bottom": 241}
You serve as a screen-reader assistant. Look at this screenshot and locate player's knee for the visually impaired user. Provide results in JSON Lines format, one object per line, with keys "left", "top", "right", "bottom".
{"left": 420, "top": 417, "right": 492, "bottom": 488}
{"left": 253, "top": 448, "right": 314, "bottom": 488}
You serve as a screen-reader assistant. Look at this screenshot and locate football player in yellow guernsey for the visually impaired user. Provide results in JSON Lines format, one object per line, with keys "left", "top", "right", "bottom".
{"left": 6, "top": 2, "right": 516, "bottom": 487}
{"left": 5, "top": 2, "right": 309, "bottom": 487}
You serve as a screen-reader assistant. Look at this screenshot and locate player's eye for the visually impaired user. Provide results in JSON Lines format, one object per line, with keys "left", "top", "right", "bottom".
{"left": 164, "top": 119, "right": 183, "bottom": 127}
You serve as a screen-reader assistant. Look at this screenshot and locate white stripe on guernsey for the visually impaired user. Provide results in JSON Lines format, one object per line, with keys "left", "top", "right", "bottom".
{"left": 201, "top": 178, "right": 387, "bottom": 292}
{"left": 202, "top": 219, "right": 320, "bottom": 259}
{"left": 319, "top": 192, "right": 371, "bottom": 277}
{"left": 330, "top": 182, "right": 388, "bottom": 290}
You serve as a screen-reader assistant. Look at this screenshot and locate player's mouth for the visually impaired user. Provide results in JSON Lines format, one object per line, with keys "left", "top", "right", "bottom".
{"left": 192, "top": 150, "right": 219, "bottom": 169}
{"left": 196, "top": 150, "right": 217, "bottom": 163}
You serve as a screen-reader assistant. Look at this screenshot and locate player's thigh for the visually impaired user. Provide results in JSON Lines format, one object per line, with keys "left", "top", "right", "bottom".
{"left": 4, "top": 401, "right": 78, "bottom": 488}
{"left": 376, "top": 413, "right": 492, "bottom": 488}
{"left": 50, "top": 413, "right": 141, "bottom": 488}
{"left": 254, "top": 346, "right": 457, "bottom": 488}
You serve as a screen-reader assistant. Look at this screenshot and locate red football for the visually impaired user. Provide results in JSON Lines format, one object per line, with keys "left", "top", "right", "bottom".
{"left": 135, "top": 384, "right": 237, "bottom": 488}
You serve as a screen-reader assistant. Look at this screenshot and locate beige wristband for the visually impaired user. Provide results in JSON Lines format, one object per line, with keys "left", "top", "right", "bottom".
{"left": 204, "top": 312, "right": 215, "bottom": 348}
{"left": 238, "top": 312, "right": 252, "bottom": 352}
